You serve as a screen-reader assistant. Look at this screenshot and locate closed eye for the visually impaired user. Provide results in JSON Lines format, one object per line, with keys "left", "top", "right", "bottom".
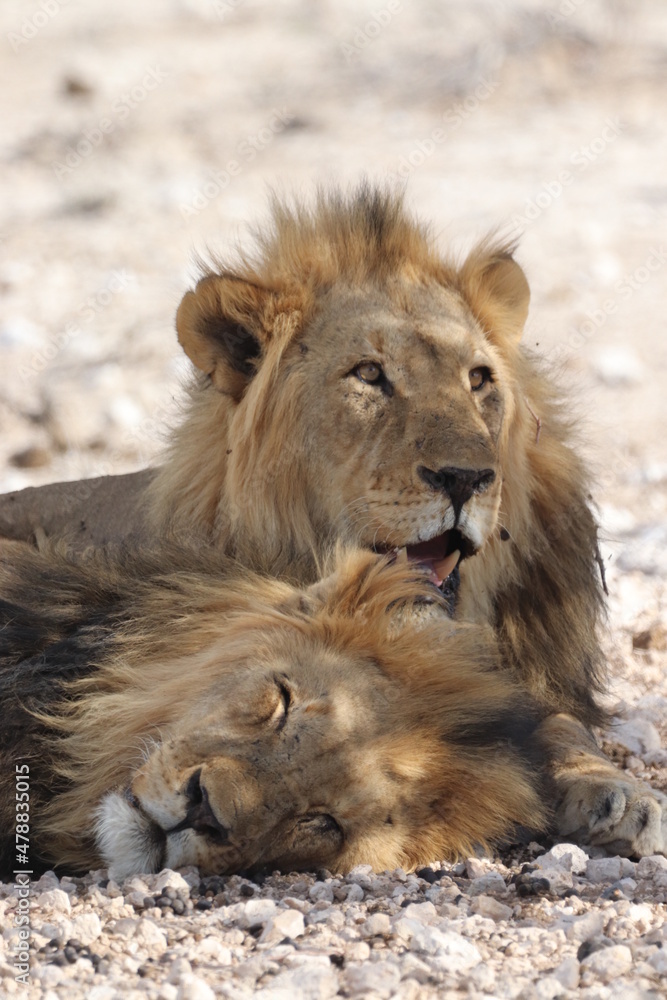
{"left": 275, "top": 677, "right": 292, "bottom": 732}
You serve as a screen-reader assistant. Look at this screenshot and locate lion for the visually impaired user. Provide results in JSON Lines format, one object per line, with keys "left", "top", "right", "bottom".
{"left": 0, "top": 184, "right": 664, "bottom": 857}
{"left": 0, "top": 540, "right": 547, "bottom": 879}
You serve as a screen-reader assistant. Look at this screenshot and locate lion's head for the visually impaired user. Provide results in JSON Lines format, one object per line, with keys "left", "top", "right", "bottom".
{"left": 149, "top": 185, "right": 605, "bottom": 725}
{"left": 154, "top": 187, "right": 529, "bottom": 585}
{"left": 0, "top": 543, "right": 546, "bottom": 878}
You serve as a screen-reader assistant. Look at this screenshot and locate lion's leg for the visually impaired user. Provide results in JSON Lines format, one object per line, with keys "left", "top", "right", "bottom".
{"left": 536, "top": 713, "right": 666, "bottom": 857}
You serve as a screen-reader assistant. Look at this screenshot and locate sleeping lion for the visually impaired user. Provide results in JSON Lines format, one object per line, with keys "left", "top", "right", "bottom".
{"left": 0, "top": 542, "right": 546, "bottom": 878}
{"left": 0, "top": 184, "right": 664, "bottom": 857}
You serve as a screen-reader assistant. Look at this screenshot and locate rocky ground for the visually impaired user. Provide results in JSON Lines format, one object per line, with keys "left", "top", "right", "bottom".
{"left": 1, "top": 0, "right": 666, "bottom": 996}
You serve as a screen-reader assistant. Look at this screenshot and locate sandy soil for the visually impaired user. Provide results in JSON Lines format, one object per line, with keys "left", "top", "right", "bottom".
{"left": 0, "top": 0, "right": 666, "bottom": 996}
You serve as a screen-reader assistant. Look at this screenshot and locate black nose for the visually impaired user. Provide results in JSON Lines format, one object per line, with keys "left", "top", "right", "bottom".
{"left": 418, "top": 465, "right": 496, "bottom": 516}
{"left": 167, "top": 768, "right": 229, "bottom": 844}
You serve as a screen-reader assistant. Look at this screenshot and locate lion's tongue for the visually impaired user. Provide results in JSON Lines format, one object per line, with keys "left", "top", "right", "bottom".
{"left": 401, "top": 544, "right": 461, "bottom": 587}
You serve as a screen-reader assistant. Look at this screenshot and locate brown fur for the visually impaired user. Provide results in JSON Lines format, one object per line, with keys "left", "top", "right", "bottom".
{"left": 0, "top": 540, "right": 546, "bottom": 878}
{"left": 148, "top": 184, "right": 606, "bottom": 728}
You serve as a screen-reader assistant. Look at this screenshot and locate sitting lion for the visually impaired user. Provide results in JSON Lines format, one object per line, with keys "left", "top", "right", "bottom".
{"left": 0, "top": 541, "right": 546, "bottom": 879}
{"left": 0, "top": 185, "right": 664, "bottom": 857}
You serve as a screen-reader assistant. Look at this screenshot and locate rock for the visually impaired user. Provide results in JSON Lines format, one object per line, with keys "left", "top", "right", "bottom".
{"left": 585, "top": 857, "right": 623, "bottom": 883}
{"left": 259, "top": 908, "right": 305, "bottom": 945}
{"left": 343, "top": 961, "right": 400, "bottom": 998}
{"left": 464, "top": 857, "right": 489, "bottom": 879}
{"left": 309, "top": 882, "right": 334, "bottom": 903}
{"left": 637, "top": 855, "right": 667, "bottom": 878}
{"left": 175, "top": 975, "right": 217, "bottom": 1000}
{"left": 270, "top": 964, "right": 340, "bottom": 999}
{"left": 306, "top": 906, "right": 345, "bottom": 928}
{"left": 553, "top": 955, "right": 580, "bottom": 990}
{"left": 154, "top": 870, "right": 191, "bottom": 894}
{"left": 36, "top": 964, "right": 64, "bottom": 988}
{"left": 535, "top": 843, "right": 588, "bottom": 873}
{"left": 410, "top": 927, "right": 481, "bottom": 972}
{"left": 581, "top": 943, "right": 632, "bottom": 982}
{"left": 235, "top": 897, "right": 278, "bottom": 927}
{"left": 561, "top": 911, "right": 605, "bottom": 942}
{"left": 345, "top": 864, "right": 374, "bottom": 887}
{"left": 111, "top": 917, "right": 139, "bottom": 937}
{"left": 400, "top": 902, "right": 437, "bottom": 924}
{"left": 36, "top": 889, "right": 71, "bottom": 913}
{"left": 168, "top": 958, "right": 193, "bottom": 984}
{"left": 649, "top": 950, "right": 667, "bottom": 975}
{"left": 470, "top": 894, "right": 512, "bottom": 920}
{"left": 533, "top": 977, "right": 567, "bottom": 999}
{"left": 134, "top": 918, "right": 168, "bottom": 953}
{"left": 361, "top": 912, "right": 391, "bottom": 937}
{"left": 196, "top": 937, "right": 232, "bottom": 963}
{"left": 468, "top": 872, "right": 507, "bottom": 895}
{"left": 612, "top": 719, "right": 661, "bottom": 755}
{"left": 69, "top": 912, "right": 102, "bottom": 946}
{"left": 343, "top": 883, "right": 364, "bottom": 902}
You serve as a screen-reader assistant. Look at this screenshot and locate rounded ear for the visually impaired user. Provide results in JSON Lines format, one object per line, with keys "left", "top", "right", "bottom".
{"left": 176, "top": 275, "right": 270, "bottom": 401}
{"left": 459, "top": 242, "right": 530, "bottom": 346}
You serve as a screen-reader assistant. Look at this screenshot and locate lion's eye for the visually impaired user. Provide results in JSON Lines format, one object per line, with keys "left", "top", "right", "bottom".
{"left": 274, "top": 678, "right": 292, "bottom": 732}
{"left": 297, "top": 814, "right": 343, "bottom": 839}
{"left": 469, "top": 366, "right": 492, "bottom": 391}
{"left": 354, "top": 362, "right": 384, "bottom": 385}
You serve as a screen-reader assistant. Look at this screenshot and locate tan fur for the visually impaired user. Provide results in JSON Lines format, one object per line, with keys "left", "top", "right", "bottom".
{"left": 0, "top": 541, "right": 546, "bottom": 877}
{"left": 148, "top": 185, "right": 605, "bottom": 727}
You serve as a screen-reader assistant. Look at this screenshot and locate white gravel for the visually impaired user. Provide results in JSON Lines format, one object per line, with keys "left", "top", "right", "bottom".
{"left": 1, "top": 0, "right": 666, "bottom": 995}
{"left": 1, "top": 849, "right": 666, "bottom": 998}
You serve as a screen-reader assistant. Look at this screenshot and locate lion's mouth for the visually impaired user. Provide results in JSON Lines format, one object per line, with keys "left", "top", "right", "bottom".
{"left": 375, "top": 528, "right": 474, "bottom": 593}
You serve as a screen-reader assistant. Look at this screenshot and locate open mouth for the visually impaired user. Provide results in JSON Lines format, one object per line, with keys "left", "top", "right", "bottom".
{"left": 375, "top": 528, "right": 475, "bottom": 601}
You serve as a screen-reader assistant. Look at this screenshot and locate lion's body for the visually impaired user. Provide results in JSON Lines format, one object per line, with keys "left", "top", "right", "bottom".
{"left": 1, "top": 185, "right": 665, "bottom": 857}
{"left": 0, "top": 540, "right": 546, "bottom": 878}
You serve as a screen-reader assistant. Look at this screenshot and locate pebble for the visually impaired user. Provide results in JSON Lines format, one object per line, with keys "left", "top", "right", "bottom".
{"left": 581, "top": 943, "right": 633, "bottom": 982}
{"left": 259, "top": 908, "right": 305, "bottom": 944}
{"left": 535, "top": 843, "right": 589, "bottom": 873}
{"left": 37, "top": 889, "right": 72, "bottom": 914}
{"left": 154, "top": 870, "right": 191, "bottom": 894}
{"left": 612, "top": 718, "right": 662, "bottom": 755}
{"left": 343, "top": 960, "right": 400, "bottom": 998}
{"left": 585, "top": 857, "right": 623, "bottom": 883}
{"left": 468, "top": 871, "right": 507, "bottom": 895}
{"left": 175, "top": 976, "right": 217, "bottom": 1000}
{"left": 470, "top": 894, "right": 513, "bottom": 920}
{"left": 637, "top": 854, "right": 667, "bottom": 878}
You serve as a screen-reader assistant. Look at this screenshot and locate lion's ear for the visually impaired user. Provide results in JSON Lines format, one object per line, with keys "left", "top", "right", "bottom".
{"left": 461, "top": 244, "right": 530, "bottom": 345}
{"left": 176, "top": 275, "right": 270, "bottom": 401}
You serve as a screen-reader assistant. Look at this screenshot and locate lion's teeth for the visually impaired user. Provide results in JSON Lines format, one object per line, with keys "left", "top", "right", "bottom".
{"left": 396, "top": 547, "right": 408, "bottom": 564}
{"left": 434, "top": 549, "right": 460, "bottom": 582}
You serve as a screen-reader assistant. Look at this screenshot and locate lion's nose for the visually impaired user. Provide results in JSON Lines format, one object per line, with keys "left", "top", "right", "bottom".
{"left": 417, "top": 465, "right": 496, "bottom": 515}
{"left": 167, "top": 768, "right": 229, "bottom": 844}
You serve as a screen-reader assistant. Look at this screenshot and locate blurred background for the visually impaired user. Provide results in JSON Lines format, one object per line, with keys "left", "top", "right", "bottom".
{"left": 1, "top": 0, "right": 666, "bottom": 594}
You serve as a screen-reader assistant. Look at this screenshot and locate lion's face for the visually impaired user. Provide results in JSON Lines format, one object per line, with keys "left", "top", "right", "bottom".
{"left": 283, "top": 282, "right": 507, "bottom": 570}
{"left": 98, "top": 637, "right": 445, "bottom": 879}
{"left": 174, "top": 237, "right": 527, "bottom": 588}
{"left": 94, "top": 554, "right": 544, "bottom": 881}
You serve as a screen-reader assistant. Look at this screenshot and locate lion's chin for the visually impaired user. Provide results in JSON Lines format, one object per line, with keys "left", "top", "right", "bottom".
{"left": 95, "top": 791, "right": 166, "bottom": 881}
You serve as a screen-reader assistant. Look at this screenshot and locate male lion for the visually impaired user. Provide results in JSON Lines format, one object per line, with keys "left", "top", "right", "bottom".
{"left": 0, "top": 542, "right": 546, "bottom": 879}
{"left": 0, "top": 185, "right": 664, "bottom": 856}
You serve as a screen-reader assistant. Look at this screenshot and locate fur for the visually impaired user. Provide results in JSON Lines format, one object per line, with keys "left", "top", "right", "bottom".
{"left": 147, "top": 184, "right": 606, "bottom": 727}
{"left": 0, "top": 540, "right": 547, "bottom": 877}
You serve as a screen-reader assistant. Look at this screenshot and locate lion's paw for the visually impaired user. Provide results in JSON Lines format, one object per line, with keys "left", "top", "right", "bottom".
{"left": 555, "top": 773, "right": 666, "bottom": 858}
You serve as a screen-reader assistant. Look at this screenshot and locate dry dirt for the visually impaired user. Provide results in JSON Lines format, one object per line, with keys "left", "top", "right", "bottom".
{"left": 0, "top": 0, "right": 666, "bottom": 997}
